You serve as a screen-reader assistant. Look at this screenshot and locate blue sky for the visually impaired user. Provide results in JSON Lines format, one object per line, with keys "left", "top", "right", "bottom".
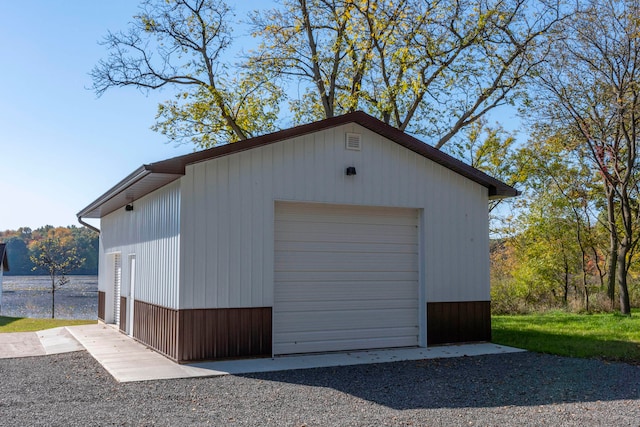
{"left": 0, "top": 1, "right": 259, "bottom": 230}
{"left": 0, "top": 1, "right": 521, "bottom": 231}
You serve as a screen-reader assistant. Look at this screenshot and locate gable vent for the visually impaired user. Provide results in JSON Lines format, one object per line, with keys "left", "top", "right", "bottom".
{"left": 345, "top": 133, "right": 362, "bottom": 151}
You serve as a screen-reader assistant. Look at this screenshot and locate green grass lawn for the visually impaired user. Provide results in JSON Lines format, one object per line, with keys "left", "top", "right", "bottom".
{"left": 492, "top": 309, "right": 640, "bottom": 364}
{"left": 0, "top": 316, "right": 96, "bottom": 333}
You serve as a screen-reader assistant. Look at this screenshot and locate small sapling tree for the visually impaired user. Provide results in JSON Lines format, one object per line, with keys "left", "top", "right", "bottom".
{"left": 29, "top": 229, "right": 85, "bottom": 318}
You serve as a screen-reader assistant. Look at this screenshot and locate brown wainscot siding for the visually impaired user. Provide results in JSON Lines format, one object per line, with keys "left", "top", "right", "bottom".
{"left": 97, "top": 291, "right": 106, "bottom": 321}
{"left": 131, "top": 301, "right": 272, "bottom": 363}
{"left": 133, "top": 300, "right": 179, "bottom": 361}
{"left": 427, "top": 301, "right": 491, "bottom": 345}
{"left": 119, "top": 296, "right": 127, "bottom": 332}
{"left": 178, "top": 307, "right": 272, "bottom": 363}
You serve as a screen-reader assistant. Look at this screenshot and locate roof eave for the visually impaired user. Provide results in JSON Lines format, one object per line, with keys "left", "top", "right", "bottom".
{"left": 77, "top": 166, "right": 151, "bottom": 219}
{"left": 488, "top": 186, "right": 520, "bottom": 200}
{"left": 77, "top": 165, "right": 184, "bottom": 220}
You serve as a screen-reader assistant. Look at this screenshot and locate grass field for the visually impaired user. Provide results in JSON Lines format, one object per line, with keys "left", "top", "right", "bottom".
{"left": 492, "top": 309, "right": 640, "bottom": 364}
{"left": 0, "top": 316, "right": 96, "bottom": 333}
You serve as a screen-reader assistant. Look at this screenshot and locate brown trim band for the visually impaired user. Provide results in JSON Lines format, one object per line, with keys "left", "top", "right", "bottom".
{"left": 119, "top": 296, "right": 127, "bottom": 332}
{"left": 97, "top": 291, "right": 106, "bottom": 321}
{"left": 427, "top": 301, "right": 491, "bottom": 345}
{"left": 178, "top": 307, "right": 272, "bottom": 362}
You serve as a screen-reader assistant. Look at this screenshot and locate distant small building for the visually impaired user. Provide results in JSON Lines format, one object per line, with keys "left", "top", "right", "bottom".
{"left": 0, "top": 243, "right": 9, "bottom": 313}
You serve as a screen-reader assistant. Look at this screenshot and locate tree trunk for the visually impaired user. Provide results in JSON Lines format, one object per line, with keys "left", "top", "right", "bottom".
{"left": 607, "top": 241, "right": 616, "bottom": 307}
{"left": 563, "top": 260, "right": 569, "bottom": 306}
{"left": 617, "top": 183, "right": 633, "bottom": 316}
{"left": 591, "top": 246, "right": 605, "bottom": 289}
{"left": 50, "top": 274, "right": 56, "bottom": 319}
{"left": 581, "top": 251, "right": 589, "bottom": 312}
{"left": 616, "top": 246, "right": 632, "bottom": 315}
{"left": 605, "top": 188, "right": 617, "bottom": 309}
{"left": 570, "top": 203, "right": 590, "bottom": 312}
{"left": 560, "top": 243, "right": 568, "bottom": 305}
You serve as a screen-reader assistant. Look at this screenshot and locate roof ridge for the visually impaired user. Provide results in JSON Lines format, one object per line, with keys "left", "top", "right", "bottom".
{"left": 78, "top": 111, "right": 517, "bottom": 221}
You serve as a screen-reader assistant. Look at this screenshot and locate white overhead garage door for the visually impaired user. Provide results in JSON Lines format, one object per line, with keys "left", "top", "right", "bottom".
{"left": 274, "top": 202, "right": 420, "bottom": 355}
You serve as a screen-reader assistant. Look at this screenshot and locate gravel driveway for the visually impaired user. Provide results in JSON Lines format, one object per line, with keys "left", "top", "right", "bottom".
{"left": 0, "top": 351, "right": 638, "bottom": 426}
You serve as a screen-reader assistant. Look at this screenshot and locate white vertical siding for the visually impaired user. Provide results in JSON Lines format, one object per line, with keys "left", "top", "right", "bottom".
{"left": 99, "top": 180, "right": 181, "bottom": 309}
{"left": 97, "top": 237, "right": 107, "bottom": 293}
{"left": 179, "top": 123, "right": 490, "bottom": 309}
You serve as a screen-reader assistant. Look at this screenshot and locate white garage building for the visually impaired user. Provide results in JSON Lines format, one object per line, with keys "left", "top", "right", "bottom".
{"left": 78, "top": 112, "right": 517, "bottom": 362}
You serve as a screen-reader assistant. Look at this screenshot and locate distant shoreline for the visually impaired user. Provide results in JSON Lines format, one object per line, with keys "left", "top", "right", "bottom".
{"left": 1, "top": 275, "right": 98, "bottom": 320}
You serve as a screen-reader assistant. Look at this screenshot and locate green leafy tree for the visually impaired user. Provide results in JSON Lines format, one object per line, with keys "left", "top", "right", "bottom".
{"left": 69, "top": 226, "right": 99, "bottom": 275}
{"left": 445, "top": 119, "right": 530, "bottom": 227}
{"left": 1, "top": 226, "right": 98, "bottom": 276}
{"left": 91, "top": 0, "right": 282, "bottom": 148}
{"left": 29, "top": 228, "right": 86, "bottom": 318}
{"left": 93, "top": 0, "right": 564, "bottom": 149}
{"left": 250, "top": 0, "right": 565, "bottom": 148}
{"left": 512, "top": 213, "right": 581, "bottom": 309}
{"left": 512, "top": 185, "right": 600, "bottom": 311}
{"left": 531, "top": 0, "right": 640, "bottom": 314}
{"left": 509, "top": 124, "right": 612, "bottom": 312}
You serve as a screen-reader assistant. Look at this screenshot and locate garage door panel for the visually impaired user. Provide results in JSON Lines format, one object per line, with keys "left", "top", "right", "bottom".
{"left": 276, "top": 229, "right": 418, "bottom": 245}
{"left": 274, "top": 309, "right": 418, "bottom": 332}
{"left": 275, "top": 222, "right": 417, "bottom": 236}
{"left": 276, "top": 206, "right": 417, "bottom": 225}
{"left": 274, "top": 335, "right": 419, "bottom": 355}
{"left": 274, "top": 202, "right": 419, "bottom": 355}
{"left": 275, "top": 240, "right": 418, "bottom": 254}
{"left": 274, "top": 326, "right": 419, "bottom": 342}
{"left": 275, "top": 207, "right": 417, "bottom": 220}
{"left": 275, "top": 297, "right": 418, "bottom": 311}
{"left": 275, "top": 281, "right": 418, "bottom": 301}
{"left": 276, "top": 260, "right": 418, "bottom": 272}
{"left": 275, "top": 252, "right": 418, "bottom": 272}
{"left": 276, "top": 216, "right": 417, "bottom": 227}
{"left": 275, "top": 271, "right": 419, "bottom": 282}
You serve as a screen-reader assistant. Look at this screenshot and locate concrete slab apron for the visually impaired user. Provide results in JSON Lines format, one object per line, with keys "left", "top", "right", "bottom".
{"left": 66, "top": 324, "right": 524, "bottom": 383}
{"left": 65, "top": 325, "right": 217, "bottom": 382}
{"left": 38, "top": 327, "right": 85, "bottom": 355}
{"left": 0, "top": 326, "right": 88, "bottom": 359}
{"left": 191, "top": 343, "right": 526, "bottom": 376}
{"left": 0, "top": 332, "right": 45, "bottom": 359}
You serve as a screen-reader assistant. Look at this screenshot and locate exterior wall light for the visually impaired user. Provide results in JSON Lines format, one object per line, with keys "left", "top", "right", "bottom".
{"left": 346, "top": 166, "right": 357, "bottom": 176}
{"left": 125, "top": 204, "right": 134, "bottom": 211}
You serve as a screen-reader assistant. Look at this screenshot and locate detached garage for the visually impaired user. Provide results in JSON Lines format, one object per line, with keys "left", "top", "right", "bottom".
{"left": 77, "top": 111, "right": 517, "bottom": 363}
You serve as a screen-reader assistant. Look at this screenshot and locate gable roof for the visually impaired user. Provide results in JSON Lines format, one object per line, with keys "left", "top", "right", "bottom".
{"left": 77, "top": 111, "right": 518, "bottom": 220}
{"left": 0, "top": 243, "right": 9, "bottom": 272}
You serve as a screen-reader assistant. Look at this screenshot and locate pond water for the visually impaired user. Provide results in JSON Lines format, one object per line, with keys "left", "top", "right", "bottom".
{"left": 1, "top": 275, "right": 98, "bottom": 320}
